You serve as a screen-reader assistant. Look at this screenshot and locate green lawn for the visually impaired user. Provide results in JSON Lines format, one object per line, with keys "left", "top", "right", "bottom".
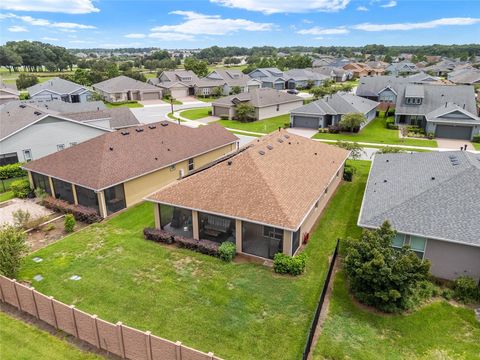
{"left": 196, "top": 96, "right": 219, "bottom": 103}
{"left": 0, "top": 176, "right": 27, "bottom": 193}
{"left": 217, "top": 114, "right": 290, "bottom": 134}
{"left": 313, "top": 116, "right": 438, "bottom": 148}
{"left": 313, "top": 271, "right": 480, "bottom": 360}
{"left": 167, "top": 112, "right": 185, "bottom": 123}
{"left": 19, "top": 160, "right": 370, "bottom": 360}
{"left": 0, "top": 191, "right": 14, "bottom": 203}
{"left": 180, "top": 107, "right": 211, "bottom": 120}
{"left": 104, "top": 101, "right": 144, "bottom": 108}
{"left": 0, "top": 311, "right": 100, "bottom": 360}
{"left": 473, "top": 142, "right": 480, "bottom": 151}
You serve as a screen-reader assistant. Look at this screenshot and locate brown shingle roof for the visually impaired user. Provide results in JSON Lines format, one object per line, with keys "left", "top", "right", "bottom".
{"left": 147, "top": 130, "right": 349, "bottom": 230}
{"left": 61, "top": 108, "right": 141, "bottom": 129}
{"left": 212, "top": 88, "right": 302, "bottom": 108}
{"left": 23, "top": 122, "right": 238, "bottom": 191}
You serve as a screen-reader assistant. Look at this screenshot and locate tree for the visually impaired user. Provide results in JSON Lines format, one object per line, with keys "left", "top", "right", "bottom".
{"left": 123, "top": 70, "right": 147, "bottom": 82}
{"left": 339, "top": 113, "right": 365, "bottom": 132}
{"left": 335, "top": 141, "right": 365, "bottom": 160}
{"left": 184, "top": 57, "right": 209, "bottom": 77}
{"left": 119, "top": 61, "right": 133, "bottom": 71}
{"left": 0, "top": 225, "right": 28, "bottom": 278}
{"left": 384, "top": 54, "right": 392, "bottom": 63}
{"left": 231, "top": 86, "right": 242, "bottom": 95}
{"left": 343, "top": 221, "right": 430, "bottom": 313}
{"left": 234, "top": 103, "right": 255, "bottom": 122}
{"left": 211, "top": 86, "right": 223, "bottom": 97}
{"left": 16, "top": 73, "right": 38, "bottom": 90}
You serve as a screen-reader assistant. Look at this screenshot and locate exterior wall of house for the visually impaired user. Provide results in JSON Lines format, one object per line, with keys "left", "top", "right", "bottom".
{"left": 30, "top": 89, "right": 62, "bottom": 101}
{"left": 0, "top": 116, "right": 108, "bottom": 162}
{"left": 256, "top": 100, "right": 304, "bottom": 120}
{"left": 212, "top": 105, "right": 233, "bottom": 119}
{"left": 359, "top": 108, "right": 377, "bottom": 129}
{"left": 424, "top": 238, "right": 480, "bottom": 281}
{"left": 378, "top": 88, "right": 397, "bottom": 103}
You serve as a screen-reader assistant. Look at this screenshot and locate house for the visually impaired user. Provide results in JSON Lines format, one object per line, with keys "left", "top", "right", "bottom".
{"left": 343, "top": 62, "right": 384, "bottom": 78}
{"left": 93, "top": 76, "right": 163, "bottom": 103}
{"left": 248, "top": 68, "right": 286, "bottom": 90}
{"left": 212, "top": 88, "right": 303, "bottom": 120}
{"left": 59, "top": 107, "right": 141, "bottom": 130}
{"left": 423, "top": 60, "right": 458, "bottom": 77}
{"left": 358, "top": 151, "right": 480, "bottom": 282}
{"left": 22, "top": 122, "right": 238, "bottom": 218}
{"left": 290, "top": 93, "right": 378, "bottom": 129}
{"left": 0, "top": 81, "right": 20, "bottom": 104}
{"left": 146, "top": 130, "right": 349, "bottom": 260}
{"left": 149, "top": 70, "right": 199, "bottom": 98}
{"left": 195, "top": 69, "right": 261, "bottom": 96}
{"left": 386, "top": 61, "right": 418, "bottom": 75}
{"left": 283, "top": 69, "right": 329, "bottom": 89}
{"left": 27, "top": 77, "right": 94, "bottom": 103}
{"left": 447, "top": 68, "right": 480, "bottom": 85}
{"left": 309, "top": 67, "right": 353, "bottom": 82}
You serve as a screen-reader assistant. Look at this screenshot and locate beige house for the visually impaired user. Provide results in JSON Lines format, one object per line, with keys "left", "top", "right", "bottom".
{"left": 0, "top": 81, "right": 20, "bottom": 104}
{"left": 146, "top": 131, "right": 349, "bottom": 260}
{"left": 93, "top": 76, "right": 163, "bottom": 103}
{"left": 22, "top": 123, "right": 238, "bottom": 218}
{"left": 212, "top": 88, "right": 303, "bottom": 120}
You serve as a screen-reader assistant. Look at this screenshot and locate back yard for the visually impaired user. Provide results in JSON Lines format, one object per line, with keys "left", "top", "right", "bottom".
{"left": 18, "top": 160, "right": 369, "bottom": 360}
{"left": 216, "top": 114, "right": 290, "bottom": 134}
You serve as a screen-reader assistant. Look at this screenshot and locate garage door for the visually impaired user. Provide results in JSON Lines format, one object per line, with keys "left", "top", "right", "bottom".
{"left": 292, "top": 115, "right": 320, "bottom": 129}
{"left": 142, "top": 92, "right": 161, "bottom": 100}
{"left": 435, "top": 125, "right": 472, "bottom": 140}
{"left": 170, "top": 88, "right": 188, "bottom": 99}
{"left": 213, "top": 106, "right": 231, "bottom": 118}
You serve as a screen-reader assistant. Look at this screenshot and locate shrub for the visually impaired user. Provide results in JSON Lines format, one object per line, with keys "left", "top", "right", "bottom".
{"left": 427, "top": 132, "right": 435, "bottom": 139}
{"left": 64, "top": 214, "right": 76, "bottom": 233}
{"left": 0, "top": 163, "right": 27, "bottom": 180}
{"left": 472, "top": 134, "right": 480, "bottom": 143}
{"left": 12, "top": 209, "right": 31, "bottom": 229}
{"left": 453, "top": 276, "right": 480, "bottom": 303}
{"left": 42, "top": 223, "right": 55, "bottom": 232}
{"left": 42, "top": 196, "right": 102, "bottom": 224}
{"left": 34, "top": 187, "right": 47, "bottom": 200}
{"left": 220, "top": 115, "right": 229, "bottom": 120}
{"left": 407, "top": 280, "right": 440, "bottom": 309}
{"left": 385, "top": 118, "right": 399, "bottom": 130}
{"left": 441, "top": 288, "right": 454, "bottom": 301}
{"left": 327, "top": 124, "right": 341, "bottom": 134}
{"left": 0, "top": 225, "right": 28, "bottom": 278}
{"left": 273, "top": 252, "right": 307, "bottom": 276}
{"left": 10, "top": 179, "right": 31, "bottom": 198}
{"left": 175, "top": 236, "right": 220, "bottom": 256}
{"left": 219, "top": 242, "right": 236, "bottom": 262}
{"left": 143, "top": 228, "right": 174, "bottom": 244}
{"left": 343, "top": 164, "right": 356, "bottom": 182}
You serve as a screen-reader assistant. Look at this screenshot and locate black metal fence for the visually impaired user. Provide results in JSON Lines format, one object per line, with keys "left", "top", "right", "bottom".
{"left": 302, "top": 239, "right": 340, "bottom": 360}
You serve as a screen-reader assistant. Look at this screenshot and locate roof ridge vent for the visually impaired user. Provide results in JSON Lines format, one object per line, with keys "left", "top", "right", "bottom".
{"left": 135, "top": 128, "right": 144, "bottom": 132}
{"left": 148, "top": 125, "right": 156, "bottom": 129}
{"left": 121, "top": 131, "right": 130, "bottom": 135}
{"left": 267, "top": 144, "right": 273, "bottom": 150}
{"left": 258, "top": 150, "right": 265, "bottom": 155}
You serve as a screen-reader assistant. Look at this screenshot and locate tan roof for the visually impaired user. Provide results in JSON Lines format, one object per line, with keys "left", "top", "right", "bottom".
{"left": 212, "top": 88, "right": 302, "bottom": 108}
{"left": 147, "top": 130, "right": 349, "bottom": 230}
{"left": 61, "top": 108, "right": 141, "bottom": 129}
{"left": 23, "top": 122, "right": 238, "bottom": 191}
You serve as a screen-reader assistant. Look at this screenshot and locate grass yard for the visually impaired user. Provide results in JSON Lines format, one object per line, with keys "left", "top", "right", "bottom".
{"left": 180, "top": 107, "right": 211, "bottom": 120}
{"left": 0, "top": 191, "right": 14, "bottom": 203}
{"left": 0, "top": 176, "right": 28, "bottom": 193}
{"left": 19, "top": 160, "right": 370, "bottom": 360}
{"left": 217, "top": 114, "right": 290, "bottom": 134}
{"left": 0, "top": 311, "right": 100, "bottom": 360}
{"left": 104, "top": 101, "right": 144, "bottom": 108}
{"left": 313, "top": 116, "right": 438, "bottom": 148}
{"left": 473, "top": 142, "right": 480, "bottom": 151}
{"left": 196, "top": 96, "right": 219, "bottom": 102}
{"left": 313, "top": 271, "right": 480, "bottom": 360}
{"left": 167, "top": 112, "right": 185, "bottom": 122}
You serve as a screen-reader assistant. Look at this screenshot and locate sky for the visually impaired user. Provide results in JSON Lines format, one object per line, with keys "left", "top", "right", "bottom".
{"left": 0, "top": 0, "right": 479, "bottom": 49}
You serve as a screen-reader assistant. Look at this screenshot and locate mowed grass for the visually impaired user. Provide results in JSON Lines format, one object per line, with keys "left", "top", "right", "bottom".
{"left": 0, "top": 191, "right": 14, "bottom": 203}
{"left": 19, "top": 160, "right": 370, "bottom": 360}
{"left": 217, "top": 114, "right": 290, "bottom": 134}
{"left": 0, "top": 311, "right": 100, "bottom": 360}
{"left": 180, "top": 107, "right": 211, "bottom": 120}
{"left": 313, "top": 271, "right": 480, "bottom": 360}
{"left": 313, "top": 116, "right": 438, "bottom": 148}
{"left": 104, "top": 101, "right": 144, "bottom": 108}
{"left": 473, "top": 142, "right": 480, "bottom": 151}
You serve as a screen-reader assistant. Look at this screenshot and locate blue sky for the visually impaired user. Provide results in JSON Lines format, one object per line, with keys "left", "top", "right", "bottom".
{"left": 0, "top": 1, "right": 479, "bottom": 48}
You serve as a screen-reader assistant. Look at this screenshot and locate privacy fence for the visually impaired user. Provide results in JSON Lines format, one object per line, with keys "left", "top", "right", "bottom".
{"left": 302, "top": 239, "right": 340, "bottom": 360}
{"left": 0, "top": 276, "right": 221, "bottom": 360}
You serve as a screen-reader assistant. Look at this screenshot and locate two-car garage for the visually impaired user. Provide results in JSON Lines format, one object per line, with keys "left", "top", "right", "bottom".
{"left": 435, "top": 125, "right": 473, "bottom": 140}
{"left": 290, "top": 115, "right": 322, "bottom": 129}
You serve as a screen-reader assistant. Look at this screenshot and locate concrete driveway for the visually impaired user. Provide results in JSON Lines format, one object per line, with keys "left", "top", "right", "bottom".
{"left": 287, "top": 127, "right": 318, "bottom": 138}
{"left": 131, "top": 102, "right": 210, "bottom": 124}
{"left": 436, "top": 138, "right": 474, "bottom": 151}
{"left": 139, "top": 99, "right": 168, "bottom": 106}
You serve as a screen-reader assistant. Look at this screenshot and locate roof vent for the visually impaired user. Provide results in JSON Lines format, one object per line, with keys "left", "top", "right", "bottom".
{"left": 258, "top": 150, "right": 265, "bottom": 155}
{"left": 109, "top": 146, "right": 114, "bottom": 151}
{"left": 135, "top": 128, "right": 144, "bottom": 132}
{"left": 121, "top": 131, "right": 130, "bottom": 136}
{"left": 267, "top": 144, "right": 273, "bottom": 150}
{"left": 148, "top": 125, "right": 156, "bottom": 129}
{"left": 431, "top": 176, "right": 435, "bottom": 180}
{"left": 34, "top": 111, "right": 42, "bottom": 115}
{"left": 160, "top": 122, "right": 169, "bottom": 127}
{"left": 227, "top": 160, "right": 232, "bottom": 166}
{"left": 277, "top": 138, "right": 284, "bottom": 143}
{"left": 155, "top": 157, "right": 158, "bottom": 160}
{"left": 383, "top": 179, "right": 388, "bottom": 183}
{"left": 167, "top": 148, "right": 170, "bottom": 151}
{"left": 284, "top": 134, "right": 290, "bottom": 139}
{"left": 19, "top": 104, "right": 26, "bottom": 108}
{"left": 314, "top": 152, "right": 317, "bottom": 156}
{"left": 386, "top": 159, "right": 389, "bottom": 162}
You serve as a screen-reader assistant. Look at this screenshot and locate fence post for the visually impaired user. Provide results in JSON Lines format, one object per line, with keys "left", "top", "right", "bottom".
{"left": 175, "top": 341, "right": 182, "bottom": 360}
{"left": 30, "top": 287, "right": 39, "bottom": 319}
{"left": 12, "top": 279, "right": 21, "bottom": 310}
{"left": 49, "top": 296, "right": 59, "bottom": 329}
{"left": 145, "top": 331, "right": 153, "bottom": 360}
{"left": 92, "top": 314, "right": 100, "bottom": 348}
{"left": 70, "top": 305, "right": 79, "bottom": 337}
{"left": 116, "top": 321, "right": 126, "bottom": 359}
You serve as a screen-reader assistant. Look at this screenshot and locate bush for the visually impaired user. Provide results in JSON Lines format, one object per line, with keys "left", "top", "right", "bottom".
{"left": 42, "top": 196, "right": 102, "bottom": 224}
{"left": 220, "top": 115, "right": 229, "bottom": 120}
{"left": 10, "top": 179, "right": 31, "bottom": 198}
{"left": 472, "top": 134, "right": 480, "bottom": 143}
{"left": 12, "top": 209, "right": 31, "bottom": 229}
{"left": 343, "top": 164, "right": 356, "bottom": 181}
{"left": 64, "top": 214, "right": 76, "bottom": 233}
{"left": 0, "top": 163, "right": 27, "bottom": 180}
{"left": 0, "top": 225, "right": 28, "bottom": 278}
{"left": 42, "top": 223, "right": 55, "bottom": 232}
{"left": 143, "top": 228, "right": 174, "bottom": 244}
{"left": 385, "top": 118, "right": 399, "bottom": 130}
{"left": 328, "top": 124, "right": 342, "bottom": 134}
{"left": 441, "top": 288, "right": 454, "bottom": 301}
{"left": 273, "top": 252, "right": 307, "bottom": 276}
{"left": 175, "top": 236, "right": 220, "bottom": 256}
{"left": 34, "top": 187, "right": 47, "bottom": 200}
{"left": 407, "top": 280, "right": 440, "bottom": 309}
{"left": 427, "top": 132, "right": 435, "bottom": 139}
{"left": 219, "top": 242, "right": 236, "bottom": 262}
{"left": 453, "top": 276, "right": 480, "bottom": 303}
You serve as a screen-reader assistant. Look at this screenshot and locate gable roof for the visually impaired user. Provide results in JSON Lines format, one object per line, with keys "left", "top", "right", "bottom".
{"left": 358, "top": 151, "right": 480, "bottom": 247}
{"left": 61, "top": 107, "right": 141, "bottom": 129}
{"left": 0, "top": 80, "right": 19, "bottom": 96}
{"left": 147, "top": 130, "right": 349, "bottom": 231}
{"left": 19, "top": 99, "right": 106, "bottom": 113}
{"left": 159, "top": 70, "right": 199, "bottom": 84}
{"left": 27, "top": 77, "right": 86, "bottom": 96}
{"left": 425, "top": 103, "right": 480, "bottom": 124}
{"left": 291, "top": 93, "right": 378, "bottom": 116}
{"left": 22, "top": 122, "right": 238, "bottom": 191}
{"left": 284, "top": 69, "right": 329, "bottom": 82}
{"left": 93, "top": 75, "right": 161, "bottom": 93}
{"left": 212, "top": 88, "right": 302, "bottom": 108}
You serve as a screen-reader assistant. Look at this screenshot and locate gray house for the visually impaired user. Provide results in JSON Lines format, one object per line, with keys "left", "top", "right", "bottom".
{"left": 290, "top": 93, "right": 378, "bottom": 129}
{"left": 27, "top": 77, "right": 94, "bottom": 103}
{"left": 149, "top": 70, "right": 199, "bottom": 98}
{"left": 93, "top": 76, "right": 163, "bottom": 103}
{"left": 0, "top": 81, "right": 20, "bottom": 104}
{"left": 248, "top": 68, "right": 286, "bottom": 90}
{"left": 386, "top": 61, "right": 418, "bottom": 76}
{"left": 448, "top": 68, "right": 480, "bottom": 85}
{"left": 284, "top": 69, "right": 329, "bottom": 89}
{"left": 358, "top": 151, "right": 480, "bottom": 282}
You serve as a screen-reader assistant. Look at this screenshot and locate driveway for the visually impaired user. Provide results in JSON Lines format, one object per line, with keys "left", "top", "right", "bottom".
{"left": 131, "top": 102, "right": 210, "bottom": 124}
{"left": 287, "top": 128, "right": 318, "bottom": 138}
{"left": 139, "top": 99, "right": 168, "bottom": 106}
{"left": 436, "top": 138, "right": 474, "bottom": 151}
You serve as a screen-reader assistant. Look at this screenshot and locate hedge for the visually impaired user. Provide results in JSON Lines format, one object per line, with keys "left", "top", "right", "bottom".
{"left": 42, "top": 196, "right": 102, "bottom": 224}
{"left": 0, "top": 163, "right": 27, "bottom": 180}
{"left": 10, "top": 179, "right": 31, "bottom": 198}
{"left": 273, "top": 252, "right": 307, "bottom": 276}
{"left": 143, "top": 228, "right": 174, "bottom": 244}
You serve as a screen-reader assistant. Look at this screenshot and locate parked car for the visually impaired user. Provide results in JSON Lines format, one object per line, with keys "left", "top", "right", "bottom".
{"left": 287, "top": 89, "right": 299, "bottom": 95}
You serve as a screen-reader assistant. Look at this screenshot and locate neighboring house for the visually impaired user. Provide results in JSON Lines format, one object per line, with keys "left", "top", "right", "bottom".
{"left": 358, "top": 151, "right": 480, "bottom": 282}
{"left": 248, "top": 68, "right": 286, "bottom": 90}
{"left": 309, "top": 67, "right": 353, "bottom": 82}
{"left": 20, "top": 99, "right": 106, "bottom": 113}
{"left": 27, "top": 77, "right": 94, "bottom": 103}
{"left": 146, "top": 130, "right": 349, "bottom": 260}
{"left": 212, "top": 88, "right": 303, "bottom": 120}
{"left": 195, "top": 69, "right": 261, "bottom": 96}
{"left": 0, "top": 81, "right": 20, "bottom": 104}
{"left": 93, "top": 76, "right": 162, "bottom": 102}
{"left": 22, "top": 122, "right": 238, "bottom": 218}
{"left": 283, "top": 69, "right": 329, "bottom": 89}
{"left": 60, "top": 107, "right": 141, "bottom": 130}
{"left": 290, "top": 93, "right": 378, "bottom": 129}
{"left": 386, "top": 61, "right": 419, "bottom": 75}
{"left": 343, "top": 62, "right": 384, "bottom": 78}
{"left": 447, "top": 68, "right": 480, "bottom": 85}
{"left": 149, "top": 70, "right": 199, "bottom": 98}
{"left": 423, "top": 60, "right": 458, "bottom": 77}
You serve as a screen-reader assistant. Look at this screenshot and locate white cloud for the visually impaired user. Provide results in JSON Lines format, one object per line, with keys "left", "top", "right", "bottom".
{"left": 150, "top": 11, "right": 274, "bottom": 35}
{"left": 125, "top": 33, "right": 146, "bottom": 39}
{"left": 297, "top": 26, "right": 349, "bottom": 35}
{"left": 356, "top": 6, "right": 369, "bottom": 11}
{"left": 210, "top": 0, "right": 350, "bottom": 14}
{"left": 42, "top": 37, "right": 59, "bottom": 41}
{"left": 353, "top": 17, "right": 480, "bottom": 31}
{"left": 0, "top": 0, "right": 99, "bottom": 14}
{"left": 302, "top": 19, "right": 313, "bottom": 24}
{"left": 380, "top": 0, "right": 397, "bottom": 8}
{"left": 8, "top": 25, "right": 28, "bottom": 32}
{"left": 69, "top": 40, "right": 91, "bottom": 44}
{"left": 60, "top": 29, "right": 78, "bottom": 33}
{"left": 1, "top": 13, "right": 95, "bottom": 29}
{"left": 148, "top": 32, "right": 195, "bottom": 41}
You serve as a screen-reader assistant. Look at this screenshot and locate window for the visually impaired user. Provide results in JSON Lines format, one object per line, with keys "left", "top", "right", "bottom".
{"left": 263, "top": 226, "right": 283, "bottom": 241}
{"left": 57, "top": 144, "right": 65, "bottom": 151}
{"left": 31, "top": 172, "right": 51, "bottom": 195}
{"left": 242, "top": 221, "right": 283, "bottom": 259}
{"left": 23, "top": 149, "right": 32, "bottom": 162}
{"left": 160, "top": 204, "right": 193, "bottom": 238}
{"left": 169, "top": 164, "right": 176, "bottom": 171}
{"left": 75, "top": 185, "right": 99, "bottom": 214}
{"left": 392, "top": 233, "right": 405, "bottom": 248}
{"left": 0, "top": 153, "right": 19, "bottom": 166}
{"left": 292, "top": 230, "right": 300, "bottom": 255}
{"left": 52, "top": 178, "right": 74, "bottom": 204}
{"left": 188, "top": 158, "right": 194, "bottom": 171}
{"left": 276, "top": 104, "right": 280, "bottom": 111}
{"left": 410, "top": 236, "right": 427, "bottom": 259}
{"left": 104, "top": 184, "right": 126, "bottom": 215}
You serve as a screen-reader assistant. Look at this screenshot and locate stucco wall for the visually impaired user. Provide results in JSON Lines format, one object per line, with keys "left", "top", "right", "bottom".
{"left": 424, "top": 239, "right": 480, "bottom": 281}
{"left": 257, "top": 100, "right": 304, "bottom": 120}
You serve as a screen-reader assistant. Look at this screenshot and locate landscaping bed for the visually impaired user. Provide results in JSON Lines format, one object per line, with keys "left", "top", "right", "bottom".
{"left": 216, "top": 114, "right": 290, "bottom": 134}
